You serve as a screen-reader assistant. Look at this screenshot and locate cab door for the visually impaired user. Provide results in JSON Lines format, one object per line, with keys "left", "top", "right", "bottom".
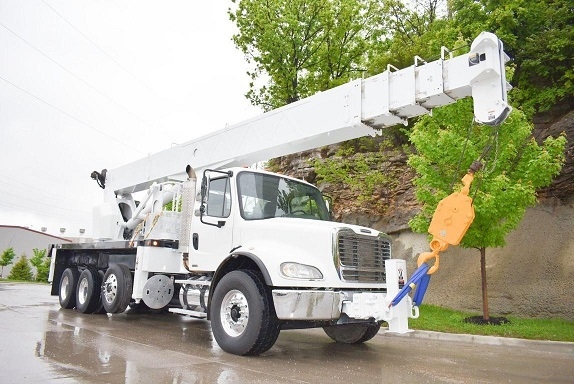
{"left": 189, "top": 171, "right": 235, "bottom": 271}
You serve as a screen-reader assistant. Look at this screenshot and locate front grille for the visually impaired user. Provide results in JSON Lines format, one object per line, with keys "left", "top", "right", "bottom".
{"left": 335, "top": 228, "right": 391, "bottom": 283}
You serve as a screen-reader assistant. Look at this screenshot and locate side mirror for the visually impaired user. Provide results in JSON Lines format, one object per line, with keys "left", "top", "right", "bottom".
{"left": 323, "top": 194, "right": 333, "bottom": 219}
{"left": 199, "top": 175, "right": 208, "bottom": 223}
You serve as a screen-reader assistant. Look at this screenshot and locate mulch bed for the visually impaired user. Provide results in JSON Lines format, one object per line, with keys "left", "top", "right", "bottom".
{"left": 464, "top": 316, "right": 511, "bottom": 325}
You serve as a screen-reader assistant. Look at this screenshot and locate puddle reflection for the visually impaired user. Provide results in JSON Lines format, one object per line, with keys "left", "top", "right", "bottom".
{"left": 36, "top": 310, "right": 268, "bottom": 383}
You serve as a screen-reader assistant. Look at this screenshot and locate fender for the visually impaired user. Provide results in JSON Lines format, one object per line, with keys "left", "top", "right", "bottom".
{"left": 206, "top": 250, "right": 272, "bottom": 319}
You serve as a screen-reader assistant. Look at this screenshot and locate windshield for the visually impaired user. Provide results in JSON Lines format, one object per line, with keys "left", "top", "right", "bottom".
{"left": 237, "top": 172, "right": 330, "bottom": 221}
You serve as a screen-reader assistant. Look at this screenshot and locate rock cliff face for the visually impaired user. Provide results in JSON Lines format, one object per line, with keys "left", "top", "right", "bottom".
{"left": 272, "top": 146, "right": 419, "bottom": 233}
{"left": 271, "top": 102, "right": 574, "bottom": 319}
{"left": 534, "top": 100, "right": 574, "bottom": 200}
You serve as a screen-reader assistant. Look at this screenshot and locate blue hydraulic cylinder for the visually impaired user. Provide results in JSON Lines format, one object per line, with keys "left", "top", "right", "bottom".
{"left": 389, "top": 263, "right": 431, "bottom": 307}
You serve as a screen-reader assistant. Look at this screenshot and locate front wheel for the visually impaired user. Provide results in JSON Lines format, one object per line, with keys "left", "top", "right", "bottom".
{"left": 210, "top": 270, "right": 280, "bottom": 356}
{"left": 323, "top": 322, "right": 382, "bottom": 344}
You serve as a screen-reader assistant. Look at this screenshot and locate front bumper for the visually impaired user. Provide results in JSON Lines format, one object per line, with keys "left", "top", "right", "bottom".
{"left": 271, "top": 259, "right": 415, "bottom": 333}
{"left": 272, "top": 289, "right": 395, "bottom": 322}
{"left": 272, "top": 290, "right": 343, "bottom": 321}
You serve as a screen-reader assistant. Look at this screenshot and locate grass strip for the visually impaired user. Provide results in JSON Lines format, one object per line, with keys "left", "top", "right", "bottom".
{"left": 409, "top": 304, "right": 574, "bottom": 342}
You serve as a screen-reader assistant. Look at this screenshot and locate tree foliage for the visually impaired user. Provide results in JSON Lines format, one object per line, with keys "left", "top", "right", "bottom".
{"left": 30, "top": 248, "right": 46, "bottom": 269}
{"left": 0, "top": 247, "right": 16, "bottom": 278}
{"left": 30, "top": 248, "right": 50, "bottom": 283}
{"left": 451, "top": 0, "right": 574, "bottom": 116}
{"left": 7, "top": 255, "right": 33, "bottom": 281}
{"left": 229, "top": 0, "right": 384, "bottom": 109}
{"left": 408, "top": 99, "right": 566, "bottom": 248}
{"left": 367, "top": 0, "right": 460, "bottom": 73}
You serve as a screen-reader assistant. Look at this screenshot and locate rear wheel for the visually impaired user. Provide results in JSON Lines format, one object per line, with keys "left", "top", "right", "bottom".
{"left": 323, "top": 322, "right": 382, "bottom": 344}
{"left": 59, "top": 268, "right": 80, "bottom": 309}
{"left": 210, "top": 270, "right": 280, "bottom": 356}
{"left": 76, "top": 269, "right": 102, "bottom": 314}
{"left": 101, "top": 264, "right": 133, "bottom": 314}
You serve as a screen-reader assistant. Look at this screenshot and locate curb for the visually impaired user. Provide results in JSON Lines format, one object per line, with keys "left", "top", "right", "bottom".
{"left": 383, "top": 329, "right": 574, "bottom": 354}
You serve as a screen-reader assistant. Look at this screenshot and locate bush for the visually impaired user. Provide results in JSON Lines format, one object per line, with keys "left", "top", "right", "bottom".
{"left": 7, "top": 255, "right": 33, "bottom": 281}
{"left": 36, "top": 258, "right": 51, "bottom": 283}
{"left": 30, "top": 248, "right": 50, "bottom": 283}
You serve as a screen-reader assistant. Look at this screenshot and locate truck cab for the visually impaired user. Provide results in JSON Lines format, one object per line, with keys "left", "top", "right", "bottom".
{"left": 184, "top": 167, "right": 407, "bottom": 355}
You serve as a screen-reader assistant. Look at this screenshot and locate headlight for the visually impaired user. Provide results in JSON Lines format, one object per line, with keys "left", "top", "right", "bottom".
{"left": 280, "top": 262, "right": 323, "bottom": 280}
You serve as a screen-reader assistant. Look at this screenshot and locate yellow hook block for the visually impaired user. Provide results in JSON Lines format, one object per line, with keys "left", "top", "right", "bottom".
{"left": 417, "top": 172, "right": 477, "bottom": 275}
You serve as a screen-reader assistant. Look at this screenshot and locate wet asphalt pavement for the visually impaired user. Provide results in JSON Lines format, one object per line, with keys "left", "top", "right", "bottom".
{"left": 0, "top": 282, "right": 573, "bottom": 384}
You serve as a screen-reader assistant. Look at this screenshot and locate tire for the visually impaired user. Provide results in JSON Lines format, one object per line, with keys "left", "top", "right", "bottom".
{"left": 323, "top": 322, "right": 382, "bottom": 344}
{"left": 75, "top": 269, "right": 102, "bottom": 314}
{"left": 210, "top": 270, "right": 280, "bottom": 356}
{"left": 101, "top": 264, "right": 133, "bottom": 314}
{"left": 59, "top": 268, "right": 80, "bottom": 309}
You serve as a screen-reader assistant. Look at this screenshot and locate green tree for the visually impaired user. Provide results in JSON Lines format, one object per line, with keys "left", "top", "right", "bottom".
{"left": 367, "top": 0, "right": 460, "bottom": 73}
{"left": 7, "top": 255, "right": 33, "bottom": 281}
{"left": 229, "top": 0, "right": 384, "bottom": 110}
{"left": 451, "top": 0, "right": 574, "bottom": 116}
{"left": 30, "top": 248, "right": 50, "bottom": 283}
{"left": 408, "top": 100, "right": 566, "bottom": 320}
{"left": 37, "top": 259, "right": 51, "bottom": 283}
{"left": 0, "top": 247, "right": 16, "bottom": 278}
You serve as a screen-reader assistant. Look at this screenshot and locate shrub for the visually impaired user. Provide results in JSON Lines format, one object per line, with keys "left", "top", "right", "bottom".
{"left": 7, "top": 255, "right": 33, "bottom": 281}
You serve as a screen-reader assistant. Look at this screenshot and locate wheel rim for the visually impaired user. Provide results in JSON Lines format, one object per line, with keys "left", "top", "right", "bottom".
{"left": 220, "top": 289, "right": 249, "bottom": 337}
{"left": 103, "top": 273, "right": 118, "bottom": 304}
{"left": 60, "top": 275, "right": 70, "bottom": 301}
{"left": 78, "top": 277, "right": 89, "bottom": 306}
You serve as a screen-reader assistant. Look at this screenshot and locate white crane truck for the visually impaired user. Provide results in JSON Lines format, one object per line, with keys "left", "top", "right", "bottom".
{"left": 48, "top": 32, "right": 511, "bottom": 356}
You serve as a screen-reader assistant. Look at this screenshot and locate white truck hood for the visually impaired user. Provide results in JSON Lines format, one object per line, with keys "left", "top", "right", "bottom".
{"left": 236, "top": 217, "right": 390, "bottom": 289}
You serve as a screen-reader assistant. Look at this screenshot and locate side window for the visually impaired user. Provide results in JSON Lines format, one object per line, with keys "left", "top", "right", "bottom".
{"left": 206, "top": 177, "right": 231, "bottom": 218}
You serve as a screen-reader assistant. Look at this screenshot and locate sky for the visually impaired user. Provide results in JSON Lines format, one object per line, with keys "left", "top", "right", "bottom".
{"left": 0, "top": 0, "right": 261, "bottom": 237}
